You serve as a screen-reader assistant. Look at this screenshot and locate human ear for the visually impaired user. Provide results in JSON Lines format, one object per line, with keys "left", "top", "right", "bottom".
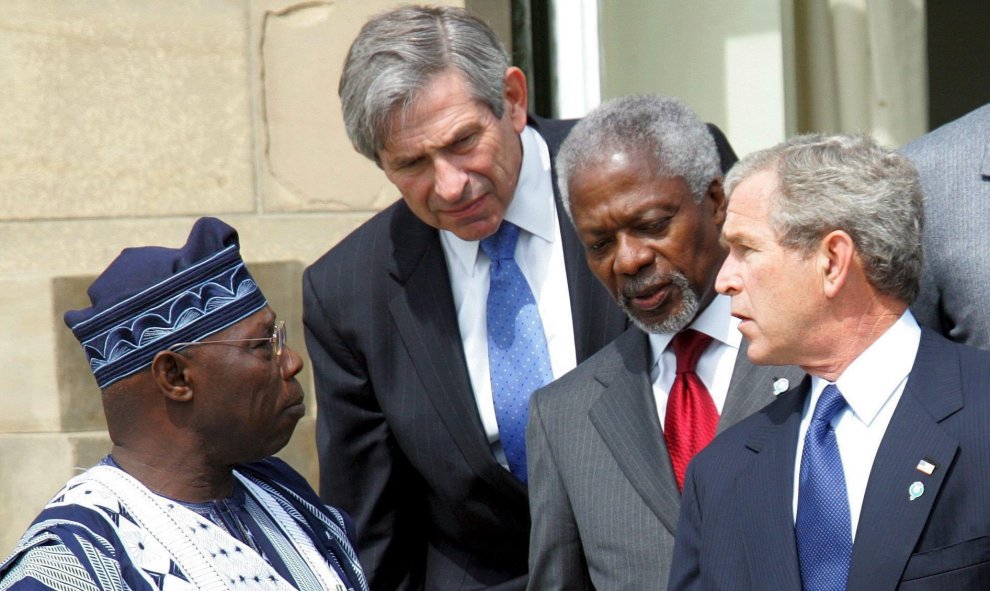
{"left": 819, "top": 230, "right": 855, "bottom": 298}
{"left": 151, "top": 351, "right": 193, "bottom": 402}
{"left": 503, "top": 67, "right": 529, "bottom": 133}
{"left": 707, "top": 178, "right": 728, "bottom": 226}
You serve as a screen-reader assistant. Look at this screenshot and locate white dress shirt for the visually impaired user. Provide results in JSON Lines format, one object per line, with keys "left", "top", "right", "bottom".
{"left": 441, "top": 125, "right": 576, "bottom": 467}
{"left": 792, "top": 310, "right": 922, "bottom": 539}
{"left": 648, "top": 294, "right": 742, "bottom": 427}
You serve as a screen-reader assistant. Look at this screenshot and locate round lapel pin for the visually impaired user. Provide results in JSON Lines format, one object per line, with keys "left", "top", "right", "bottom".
{"left": 908, "top": 481, "right": 925, "bottom": 501}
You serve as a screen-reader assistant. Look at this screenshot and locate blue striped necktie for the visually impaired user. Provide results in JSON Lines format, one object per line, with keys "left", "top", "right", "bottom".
{"left": 795, "top": 384, "right": 852, "bottom": 590}
{"left": 481, "top": 221, "right": 553, "bottom": 483}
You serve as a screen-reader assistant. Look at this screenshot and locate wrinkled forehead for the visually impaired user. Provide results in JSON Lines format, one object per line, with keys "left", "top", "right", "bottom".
{"left": 727, "top": 171, "right": 775, "bottom": 216}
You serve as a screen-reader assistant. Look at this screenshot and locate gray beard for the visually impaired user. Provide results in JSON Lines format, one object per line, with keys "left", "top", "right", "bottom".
{"left": 618, "top": 271, "right": 700, "bottom": 334}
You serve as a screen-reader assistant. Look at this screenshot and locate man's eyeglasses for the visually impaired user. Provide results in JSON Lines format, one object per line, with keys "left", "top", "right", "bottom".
{"left": 169, "top": 320, "right": 286, "bottom": 362}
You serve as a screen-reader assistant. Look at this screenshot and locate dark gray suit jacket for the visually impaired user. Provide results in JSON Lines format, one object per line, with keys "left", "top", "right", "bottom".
{"left": 527, "top": 325, "right": 804, "bottom": 590}
{"left": 902, "top": 103, "right": 990, "bottom": 349}
{"left": 669, "top": 329, "right": 990, "bottom": 590}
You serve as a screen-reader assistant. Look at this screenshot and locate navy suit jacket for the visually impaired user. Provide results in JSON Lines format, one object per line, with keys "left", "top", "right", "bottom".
{"left": 669, "top": 328, "right": 990, "bottom": 590}
{"left": 303, "top": 115, "right": 736, "bottom": 590}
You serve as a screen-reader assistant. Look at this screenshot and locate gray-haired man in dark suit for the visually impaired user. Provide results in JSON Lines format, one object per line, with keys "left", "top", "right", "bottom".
{"left": 301, "top": 6, "right": 630, "bottom": 590}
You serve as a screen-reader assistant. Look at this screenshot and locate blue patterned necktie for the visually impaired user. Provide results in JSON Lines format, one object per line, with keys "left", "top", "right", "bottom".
{"left": 481, "top": 221, "right": 553, "bottom": 483}
{"left": 795, "top": 384, "right": 852, "bottom": 591}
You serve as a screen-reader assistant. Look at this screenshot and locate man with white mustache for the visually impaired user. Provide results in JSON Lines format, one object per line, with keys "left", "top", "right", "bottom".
{"left": 525, "top": 95, "right": 804, "bottom": 591}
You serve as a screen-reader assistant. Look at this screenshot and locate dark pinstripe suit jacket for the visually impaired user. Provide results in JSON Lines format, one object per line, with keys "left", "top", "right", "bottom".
{"left": 669, "top": 329, "right": 990, "bottom": 590}
{"left": 527, "top": 326, "right": 804, "bottom": 590}
{"left": 302, "top": 116, "right": 627, "bottom": 591}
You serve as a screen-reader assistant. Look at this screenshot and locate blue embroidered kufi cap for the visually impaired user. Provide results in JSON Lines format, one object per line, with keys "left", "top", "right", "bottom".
{"left": 64, "top": 217, "right": 268, "bottom": 389}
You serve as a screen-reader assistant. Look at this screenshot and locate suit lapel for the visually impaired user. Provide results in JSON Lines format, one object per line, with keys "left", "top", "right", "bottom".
{"left": 386, "top": 207, "right": 525, "bottom": 498}
{"left": 846, "top": 331, "right": 962, "bottom": 591}
{"left": 736, "top": 378, "right": 810, "bottom": 588}
{"left": 588, "top": 328, "right": 684, "bottom": 533}
{"left": 589, "top": 329, "right": 807, "bottom": 535}
{"left": 719, "top": 339, "right": 804, "bottom": 433}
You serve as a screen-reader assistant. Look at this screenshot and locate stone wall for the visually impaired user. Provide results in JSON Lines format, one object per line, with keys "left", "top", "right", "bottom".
{"left": 0, "top": 0, "right": 466, "bottom": 553}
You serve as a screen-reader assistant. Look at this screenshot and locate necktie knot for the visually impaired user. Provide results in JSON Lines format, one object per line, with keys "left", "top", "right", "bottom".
{"left": 812, "top": 384, "right": 847, "bottom": 427}
{"left": 672, "top": 329, "right": 713, "bottom": 375}
{"left": 480, "top": 221, "right": 520, "bottom": 261}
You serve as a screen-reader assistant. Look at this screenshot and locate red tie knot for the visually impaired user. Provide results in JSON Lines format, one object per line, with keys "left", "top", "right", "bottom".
{"left": 672, "top": 329, "right": 713, "bottom": 374}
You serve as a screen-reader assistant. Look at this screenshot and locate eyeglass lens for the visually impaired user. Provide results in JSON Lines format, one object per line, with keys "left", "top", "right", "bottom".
{"left": 273, "top": 321, "right": 286, "bottom": 358}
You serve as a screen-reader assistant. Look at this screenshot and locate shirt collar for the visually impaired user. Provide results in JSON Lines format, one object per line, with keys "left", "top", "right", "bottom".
{"left": 648, "top": 294, "right": 740, "bottom": 369}
{"left": 441, "top": 125, "right": 555, "bottom": 276}
{"left": 809, "top": 309, "right": 921, "bottom": 426}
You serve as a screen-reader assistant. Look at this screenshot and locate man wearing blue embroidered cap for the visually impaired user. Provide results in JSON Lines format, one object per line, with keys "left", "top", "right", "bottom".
{"left": 0, "top": 217, "right": 367, "bottom": 591}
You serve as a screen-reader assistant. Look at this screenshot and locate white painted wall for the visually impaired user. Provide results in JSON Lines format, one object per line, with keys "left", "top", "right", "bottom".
{"left": 552, "top": 0, "right": 602, "bottom": 118}
{"left": 595, "top": 0, "right": 788, "bottom": 157}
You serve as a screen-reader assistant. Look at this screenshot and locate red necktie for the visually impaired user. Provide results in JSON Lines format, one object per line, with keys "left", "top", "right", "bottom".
{"left": 664, "top": 329, "right": 719, "bottom": 491}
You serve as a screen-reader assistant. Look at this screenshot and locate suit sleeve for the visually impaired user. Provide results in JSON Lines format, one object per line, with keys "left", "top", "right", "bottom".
{"left": 526, "top": 392, "right": 593, "bottom": 591}
{"left": 899, "top": 142, "right": 942, "bottom": 336}
{"left": 909, "top": 233, "right": 947, "bottom": 336}
{"left": 667, "top": 461, "right": 704, "bottom": 591}
{"left": 302, "top": 266, "right": 425, "bottom": 590}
